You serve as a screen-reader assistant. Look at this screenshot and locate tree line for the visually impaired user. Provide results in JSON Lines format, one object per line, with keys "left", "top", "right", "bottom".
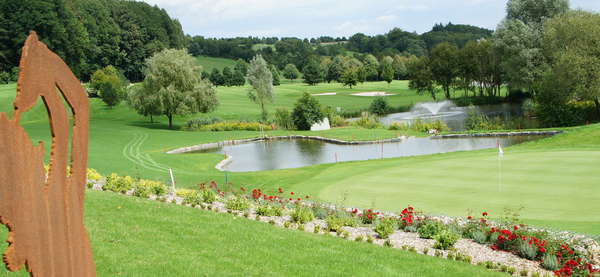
{"left": 0, "top": 0, "right": 186, "bottom": 81}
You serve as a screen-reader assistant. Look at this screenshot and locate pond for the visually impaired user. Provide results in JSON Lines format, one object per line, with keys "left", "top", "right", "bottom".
{"left": 191, "top": 135, "right": 548, "bottom": 172}
{"left": 379, "top": 102, "right": 538, "bottom": 131}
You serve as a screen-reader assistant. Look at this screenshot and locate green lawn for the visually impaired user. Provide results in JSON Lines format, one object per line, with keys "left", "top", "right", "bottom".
{"left": 1, "top": 81, "right": 598, "bottom": 236}
{"left": 195, "top": 55, "right": 238, "bottom": 72}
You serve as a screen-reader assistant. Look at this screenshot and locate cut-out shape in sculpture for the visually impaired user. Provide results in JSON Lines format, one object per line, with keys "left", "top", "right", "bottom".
{"left": 0, "top": 32, "right": 96, "bottom": 276}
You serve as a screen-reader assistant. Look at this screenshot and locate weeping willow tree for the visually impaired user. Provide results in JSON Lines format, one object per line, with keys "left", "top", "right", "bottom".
{"left": 246, "top": 54, "right": 273, "bottom": 121}
{"left": 130, "top": 49, "right": 218, "bottom": 129}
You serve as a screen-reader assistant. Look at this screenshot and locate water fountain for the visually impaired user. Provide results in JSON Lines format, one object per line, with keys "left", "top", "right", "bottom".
{"left": 413, "top": 100, "right": 455, "bottom": 115}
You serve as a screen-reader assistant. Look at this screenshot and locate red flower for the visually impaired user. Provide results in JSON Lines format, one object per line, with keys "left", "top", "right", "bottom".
{"left": 352, "top": 209, "right": 358, "bottom": 214}
{"left": 289, "top": 198, "right": 292, "bottom": 201}
{"left": 278, "top": 188, "right": 283, "bottom": 193}
{"left": 539, "top": 247, "right": 546, "bottom": 253}
{"left": 297, "top": 198, "right": 301, "bottom": 201}
{"left": 467, "top": 216, "right": 473, "bottom": 220}
{"left": 482, "top": 212, "right": 488, "bottom": 217}
{"left": 290, "top": 192, "right": 294, "bottom": 195}
{"left": 513, "top": 225, "right": 519, "bottom": 231}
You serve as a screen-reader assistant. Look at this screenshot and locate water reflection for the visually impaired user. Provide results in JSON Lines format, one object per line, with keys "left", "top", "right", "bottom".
{"left": 191, "top": 136, "right": 546, "bottom": 172}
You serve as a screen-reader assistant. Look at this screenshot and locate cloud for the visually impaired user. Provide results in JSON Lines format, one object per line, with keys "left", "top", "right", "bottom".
{"left": 138, "top": 0, "right": 600, "bottom": 38}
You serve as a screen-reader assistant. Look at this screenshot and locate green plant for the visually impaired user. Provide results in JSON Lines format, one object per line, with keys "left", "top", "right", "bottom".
{"left": 183, "top": 116, "right": 222, "bottom": 130}
{"left": 351, "top": 112, "right": 382, "bottom": 129}
{"left": 325, "top": 214, "right": 357, "bottom": 232}
{"left": 500, "top": 264, "right": 509, "bottom": 272}
{"left": 418, "top": 220, "right": 446, "bottom": 239}
{"left": 367, "top": 235, "right": 374, "bottom": 244}
{"left": 196, "top": 121, "right": 274, "bottom": 132}
{"left": 313, "top": 225, "right": 321, "bottom": 233}
{"left": 507, "top": 267, "right": 516, "bottom": 275}
{"left": 243, "top": 212, "right": 249, "bottom": 218}
{"left": 298, "top": 224, "right": 305, "bottom": 231}
{"left": 408, "top": 246, "right": 416, "bottom": 253}
{"left": 87, "top": 168, "right": 103, "bottom": 182}
{"left": 256, "top": 204, "right": 283, "bottom": 216}
{"left": 202, "top": 189, "right": 216, "bottom": 203}
{"left": 133, "top": 179, "right": 167, "bottom": 198}
{"left": 471, "top": 230, "right": 488, "bottom": 244}
{"left": 369, "top": 97, "right": 390, "bottom": 116}
{"left": 532, "top": 272, "right": 541, "bottom": 277}
{"left": 292, "top": 92, "right": 324, "bottom": 130}
{"left": 435, "top": 250, "right": 442, "bottom": 257}
{"left": 383, "top": 239, "right": 393, "bottom": 247}
{"left": 374, "top": 218, "right": 395, "bottom": 239}
{"left": 520, "top": 269, "right": 529, "bottom": 277}
{"left": 104, "top": 173, "right": 135, "bottom": 193}
{"left": 311, "top": 206, "right": 330, "bottom": 219}
{"left": 226, "top": 196, "right": 250, "bottom": 211}
{"left": 517, "top": 240, "right": 538, "bottom": 260}
{"left": 283, "top": 221, "right": 291, "bottom": 228}
{"left": 269, "top": 219, "right": 275, "bottom": 225}
{"left": 342, "top": 231, "right": 350, "bottom": 239}
{"left": 274, "top": 107, "right": 295, "bottom": 130}
{"left": 291, "top": 206, "right": 315, "bottom": 224}
{"left": 423, "top": 248, "right": 429, "bottom": 255}
{"left": 433, "top": 230, "right": 460, "bottom": 250}
{"left": 541, "top": 253, "right": 559, "bottom": 271}
{"left": 355, "top": 236, "right": 364, "bottom": 242}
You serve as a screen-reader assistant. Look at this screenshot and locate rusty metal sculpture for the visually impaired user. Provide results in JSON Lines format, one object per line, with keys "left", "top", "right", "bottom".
{"left": 0, "top": 32, "right": 96, "bottom": 276}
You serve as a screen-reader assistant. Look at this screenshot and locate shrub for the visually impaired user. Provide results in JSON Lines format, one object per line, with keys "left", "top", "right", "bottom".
{"left": 274, "top": 107, "right": 295, "bottom": 130}
{"left": 383, "top": 239, "right": 393, "bottom": 247}
{"left": 359, "top": 209, "right": 377, "bottom": 224}
{"left": 418, "top": 220, "right": 446, "bottom": 239}
{"left": 196, "top": 121, "right": 274, "bottom": 132}
{"left": 471, "top": 230, "right": 488, "bottom": 244}
{"left": 517, "top": 240, "right": 538, "bottom": 260}
{"left": 311, "top": 205, "right": 330, "bottom": 219}
{"left": 330, "top": 114, "right": 348, "bottom": 127}
{"left": 256, "top": 204, "right": 283, "bottom": 216}
{"left": 366, "top": 235, "right": 374, "bottom": 243}
{"left": 292, "top": 92, "right": 324, "bottom": 130}
{"left": 541, "top": 253, "right": 559, "bottom": 271}
{"left": 201, "top": 189, "right": 216, "bottom": 203}
{"left": 369, "top": 96, "right": 390, "bottom": 116}
{"left": 291, "top": 206, "right": 314, "bottom": 224}
{"left": 133, "top": 179, "right": 167, "bottom": 198}
{"left": 465, "top": 105, "right": 505, "bottom": 131}
{"left": 433, "top": 230, "right": 460, "bottom": 250}
{"left": 183, "top": 117, "right": 222, "bottom": 130}
{"left": 313, "top": 225, "right": 321, "bottom": 233}
{"left": 226, "top": 196, "right": 250, "bottom": 211}
{"left": 375, "top": 218, "right": 395, "bottom": 239}
{"left": 104, "top": 173, "right": 134, "bottom": 193}
{"left": 352, "top": 112, "right": 382, "bottom": 129}
{"left": 325, "top": 214, "right": 357, "bottom": 232}
{"left": 355, "top": 236, "right": 364, "bottom": 242}
{"left": 87, "top": 168, "right": 103, "bottom": 182}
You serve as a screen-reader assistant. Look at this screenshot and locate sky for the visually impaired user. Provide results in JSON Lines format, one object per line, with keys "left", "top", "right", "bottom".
{"left": 139, "top": 0, "right": 600, "bottom": 38}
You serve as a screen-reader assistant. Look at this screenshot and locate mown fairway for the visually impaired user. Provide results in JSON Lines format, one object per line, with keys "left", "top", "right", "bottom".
{"left": 0, "top": 191, "right": 507, "bottom": 277}
{"left": 1, "top": 82, "right": 598, "bottom": 235}
{"left": 195, "top": 55, "right": 238, "bottom": 72}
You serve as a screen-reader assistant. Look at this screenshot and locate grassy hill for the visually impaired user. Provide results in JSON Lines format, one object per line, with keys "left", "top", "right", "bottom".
{"left": 0, "top": 191, "right": 506, "bottom": 276}
{"left": 195, "top": 55, "right": 238, "bottom": 72}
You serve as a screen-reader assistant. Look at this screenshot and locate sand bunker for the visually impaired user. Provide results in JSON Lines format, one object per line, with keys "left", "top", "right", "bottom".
{"left": 351, "top": 91, "right": 395, "bottom": 97}
{"left": 312, "top": 92, "right": 337, "bottom": 96}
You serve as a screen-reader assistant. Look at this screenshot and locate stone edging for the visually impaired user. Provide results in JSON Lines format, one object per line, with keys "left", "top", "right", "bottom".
{"left": 166, "top": 135, "right": 410, "bottom": 154}
{"left": 431, "top": 130, "right": 562, "bottom": 139}
{"left": 215, "top": 154, "right": 233, "bottom": 171}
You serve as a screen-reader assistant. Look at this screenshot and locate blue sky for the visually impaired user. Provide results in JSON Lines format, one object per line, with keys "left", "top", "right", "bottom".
{"left": 140, "top": 0, "right": 600, "bottom": 38}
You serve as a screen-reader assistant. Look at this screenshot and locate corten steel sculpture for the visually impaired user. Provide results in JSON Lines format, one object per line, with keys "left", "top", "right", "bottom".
{"left": 0, "top": 32, "right": 96, "bottom": 276}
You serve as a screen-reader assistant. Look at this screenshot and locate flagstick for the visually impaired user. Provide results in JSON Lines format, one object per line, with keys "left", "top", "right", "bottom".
{"left": 169, "top": 168, "right": 176, "bottom": 194}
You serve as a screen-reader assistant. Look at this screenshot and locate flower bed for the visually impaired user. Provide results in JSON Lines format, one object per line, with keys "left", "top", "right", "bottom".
{"left": 86, "top": 171, "right": 600, "bottom": 277}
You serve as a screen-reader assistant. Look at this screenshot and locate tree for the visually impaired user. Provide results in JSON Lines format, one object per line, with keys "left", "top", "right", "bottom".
{"left": 362, "top": 54, "right": 380, "bottom": 81}
{"left": 392, "top": 55, "right": 408, "bottom": 80}
{"left": 326, "top": 56, "right": 345, "bottom": 83}
{"left": 222, "top": 67, "right": 234, "bottom": 86}
{"left": 292, "top": 92, "right": 324, "bottom": 130}
{"left": 269, "top": 64, "right": 281, "bottom": 86}
{"left": 408, "top": 57, "right": 438, "bottom": 101}
{"left": 543, "top": 10, "right": 600, "bottom": 117}
{"left": 493, "top": 0, "right": 569, "bottom": 94}
{"left": 209, "top": 68, "right": 225, "bottom": 86}
{"left": 0, "top": 71, "right": 10, "bottom": 84}
{"left": 231, "top": 68, "right": 246, "bottom": 86}
{"left": 282, "top": 63, "right": 300, "bottom": 81}
{"left": 340, "top": 66, "right": 359, "bottom": 89}
{"left": 246, "top": 54, "right": 274, "bottom": 121}
{"left": 381, "top": 56, "right": 394, "bottom": 85}
{"left": 234, "top": 59, "right": 249, "bottom": 75}
{"left": 90, "top": 65, "right": 128, "bottom": 107}
{"left": 302, "top": 58, "right": 323, "bottom": 85}
{"left": 430, "top": 42, "right": 459, "bottom": 99}
{"left": 127, "top": 85, "right": 161, "bottom": 123}
{"left": 137, "top": 49, "right": 218, "bottom": 129}
{"left": 369, "top": 97, "right": 390, "bottom": 115}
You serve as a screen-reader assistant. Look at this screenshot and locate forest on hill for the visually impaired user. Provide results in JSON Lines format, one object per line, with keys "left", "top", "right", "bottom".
{"left": 0, "top": 0, "right": 186, "bottom": 81}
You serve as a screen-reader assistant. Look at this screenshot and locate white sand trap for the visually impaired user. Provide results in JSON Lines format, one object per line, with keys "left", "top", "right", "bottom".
{"left": 313, "top": 92, "right": 337, "bottom": 96}
{"left": 351, "top": 91, "right": 395, "bottom": 97}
